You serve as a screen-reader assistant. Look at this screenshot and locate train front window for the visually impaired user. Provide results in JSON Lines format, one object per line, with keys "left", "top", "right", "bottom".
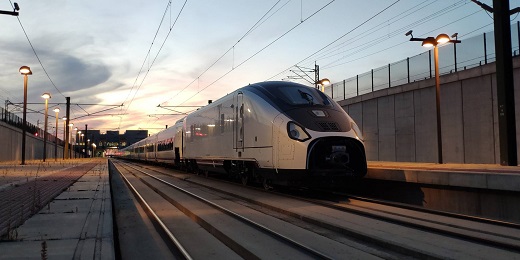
{"left": 277, "top": 85, "right": 331, "bottom": 106}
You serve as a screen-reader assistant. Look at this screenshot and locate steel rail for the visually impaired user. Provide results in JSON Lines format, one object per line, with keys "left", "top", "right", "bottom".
{"left": 128, "top": 161, "right": 520, "bottom": 254}
{"left": 114, "top": 163, "right": 193, "bottom": 260}
{"left": 122, "top": 161, "right": 333, "bottom": 260}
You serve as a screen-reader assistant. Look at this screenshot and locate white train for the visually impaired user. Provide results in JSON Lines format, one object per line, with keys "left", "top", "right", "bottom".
{"left": 121, "top": 81, "right": 367, "bottom": 188}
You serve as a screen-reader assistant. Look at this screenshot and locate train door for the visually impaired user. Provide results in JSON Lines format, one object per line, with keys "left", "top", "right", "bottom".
{"left": 234, "top": 92, "right": 244, "bottom": 153}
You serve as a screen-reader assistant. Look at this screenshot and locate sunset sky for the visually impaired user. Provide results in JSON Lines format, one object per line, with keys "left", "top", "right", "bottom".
{"left": 0, "top": 0, "right": 513, "bottom": 135}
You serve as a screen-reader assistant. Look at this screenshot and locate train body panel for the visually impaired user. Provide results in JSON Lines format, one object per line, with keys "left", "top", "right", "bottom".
{"left": 119, "top": 81, "right": 367, "bottom": 187}
{"left": 183, "top": 90, "right": 278, "bottom": 169}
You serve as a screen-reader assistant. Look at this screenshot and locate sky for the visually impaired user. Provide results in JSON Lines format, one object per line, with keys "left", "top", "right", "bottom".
{"left": 0, "top": 0, "right": 517, "bottom": 136}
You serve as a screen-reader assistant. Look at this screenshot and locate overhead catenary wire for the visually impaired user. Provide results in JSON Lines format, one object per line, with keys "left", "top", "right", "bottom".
{"left": 7, "top": 0, "right": 83, "bottom": 127}
{"left": 146, "top": 0, "right": 291, "bottom": 131}
{"left": 268, "top": 0, "right": 482, "bottom": 83}
{"left": 327, "top": 11, "right": 489, "bottom": 71}
{"left": 9, "top": 0, "right": 66, "bottom": 100}
{"left": 124, "top": 0, "right": 478, "bottom": 132}
{"left": 319, "top": 0, "right": 473, "bottom": 70}
{"left": 158, "top": 0, "right": 288, "bottom": 107}
{"left": 321, "top": 2, "right": 480, "bottom": 70}
{"left": 117, "top": 0, "right": 188, "bottom": 130}
{"left": 309, "top": 0, "right": 435, "bottom": 65}
{"left": 266, "top": 0, "right": 401, "bottom": 82}
{"left": 170, "top": 0, "right": 337, "bottom": 108}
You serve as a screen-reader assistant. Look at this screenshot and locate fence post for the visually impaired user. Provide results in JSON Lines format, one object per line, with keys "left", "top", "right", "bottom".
{"left": 454, "top": 41, "right": 458, "bottom": 72}
{"left": 388, "top": 63, "right": 391, "bottom": 88}
{"left": 484, "top": 32, "right": 488, "bottom": 64}
{"left": 407, "top": 57, "right": 410, "bottom": 83}
{"left": 371, "top": 69, "right": 374, "bottom": 92}
{"left": 356, "top": 75, "right": 359, "bottom": 96}
{"left": 343, "top": 79, "right": 346, "bottom": 100}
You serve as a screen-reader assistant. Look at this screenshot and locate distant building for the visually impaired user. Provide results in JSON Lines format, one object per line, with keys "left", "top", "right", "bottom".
{"left": 105, "top": 130, "right": 120, "bottom": 148}
{"left": 79, "top": 129, "right": 148, "bottom": 154}
{"left": 123, "top": 130, "right": 148, "bottom": 148}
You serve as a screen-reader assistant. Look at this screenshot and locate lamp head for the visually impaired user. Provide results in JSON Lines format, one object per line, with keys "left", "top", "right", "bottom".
{"left": 41, "top": 93, "right": 51, "bottom": 99}
{"left": 316, "top": 78, "right": 331, "bottom": 86}
{"left": 421, "top": 37, "right": 436, "bottom": 48}
{"left": 53, "top": 108, "right": 60, "bottom": 113}
{"left": 436, "top": 33, "right": 450, "bottom": 44}
{"left": 19, "top": 66, "right": 32, "bottom": 75}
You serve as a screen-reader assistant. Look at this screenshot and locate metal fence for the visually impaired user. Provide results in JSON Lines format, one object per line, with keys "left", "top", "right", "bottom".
{"left": 1, "top": 106, "right": 64, "bottom": 146}
{"left": 324, "top": 22, "right": 520, "bottom": 101}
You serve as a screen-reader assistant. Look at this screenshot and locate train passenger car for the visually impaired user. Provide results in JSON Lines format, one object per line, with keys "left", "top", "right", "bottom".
{"left": 182, "top": 81, "right": 366, "bottom": 188}
{"left": 121, "top": 119, "right": 184, "bottom": 165}
{"left": 154, "top": 119, "right": 184, "bottom": 165}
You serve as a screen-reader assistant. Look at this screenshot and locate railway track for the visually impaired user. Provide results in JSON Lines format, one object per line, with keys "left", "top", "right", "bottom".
{"left": 112, "top": 159, "right": 520, "bottom": 259}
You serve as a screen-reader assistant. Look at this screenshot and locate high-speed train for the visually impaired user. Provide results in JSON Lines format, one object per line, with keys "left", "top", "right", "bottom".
{"left": 121, "top": 81, "right": 367, "bottom": 188}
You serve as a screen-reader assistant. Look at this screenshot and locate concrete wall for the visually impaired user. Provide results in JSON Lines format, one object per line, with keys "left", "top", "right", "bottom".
{"left": 0, "top": 121, "right": 64, "bottom": 162}
{"left": 340, "top": 57, "right": 520, "bottom": 164}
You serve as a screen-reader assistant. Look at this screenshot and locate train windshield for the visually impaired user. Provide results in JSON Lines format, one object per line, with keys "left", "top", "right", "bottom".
{"left": 276, "top": 85, "right": 332, "bottom": 106}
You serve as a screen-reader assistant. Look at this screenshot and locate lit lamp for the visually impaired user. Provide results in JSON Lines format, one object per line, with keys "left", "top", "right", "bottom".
{"left": 19, "top": 66, "right": 32, "bottom": 165}
{"left": 315, "top": 78, "right": 331, "bottom": 92}
{"left": 407, "top": 31, "right": 460, "bottom": 164}
{"left": 53, "top": 108, "right": 60, "bottom": 161}
{"left": 41, "top": 93, "right": 51, "bottom": 162}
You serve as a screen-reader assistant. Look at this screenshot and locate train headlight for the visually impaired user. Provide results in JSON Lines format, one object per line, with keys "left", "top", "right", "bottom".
{"left": 287, "top": 122, "right": 311, "bottom": 142}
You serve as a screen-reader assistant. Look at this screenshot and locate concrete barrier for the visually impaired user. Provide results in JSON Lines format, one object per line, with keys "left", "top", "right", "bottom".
{"left": 339, "top": 57, "right": 520, "bottom": 164}
{"left": 0, "top": 121, "right": 65, "bottom": 162}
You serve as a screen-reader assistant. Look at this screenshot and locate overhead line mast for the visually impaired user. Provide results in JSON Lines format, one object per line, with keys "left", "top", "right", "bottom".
{"left": 470, "top": 0, "right": 519, "bottom": 166}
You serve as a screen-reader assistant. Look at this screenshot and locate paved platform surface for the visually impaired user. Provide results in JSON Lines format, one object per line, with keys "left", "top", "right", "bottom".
{"left": 0, "top": 158, "right": 114, "bottom": 260}
{"left": 367, "top": 161, "right": 520, "bottom": 191}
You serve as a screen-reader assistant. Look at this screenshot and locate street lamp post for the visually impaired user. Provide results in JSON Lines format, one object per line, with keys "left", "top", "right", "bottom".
{"left": 53, "top": 107, "right": 60, "bottom": 161}
{"left": 407, "top": 31, "right": 461, "bottom": 164}
{"left": 41, "top": 93, "right": 51, "bottom": 162}
{"left": 62, "top": 117, "right": 67, "bottom": 159}
{"left": 74, "top": 128, "right": 79, "bottom": 158}
{"left": 68, "top": 123, "right": 73, "bottom": 159}
{"left": 92, "top": 143, "right": 96, "bottom": 158}
{"left": 19, "top": 66, "right": 32, "bottom": 165}
{"left": 87, "top": 139, "right": 91, "bottom": 158}
{"left": 81, "top": 133, "right": 85, "bottom": 157}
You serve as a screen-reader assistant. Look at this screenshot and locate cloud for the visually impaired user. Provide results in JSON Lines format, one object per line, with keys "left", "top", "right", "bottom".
{"left": 43, "top": 54, "right": 112, "bottom": 93}
{"left": 0, "top": 39, "right": 112, "bottom": 94}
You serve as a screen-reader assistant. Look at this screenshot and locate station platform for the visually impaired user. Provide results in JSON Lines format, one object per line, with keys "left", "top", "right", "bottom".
{"left": 367, "top": 161, "right": 520, "bottom": 192}
{"left": 0, "top": 158, "right": 114, "bottom": 260}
